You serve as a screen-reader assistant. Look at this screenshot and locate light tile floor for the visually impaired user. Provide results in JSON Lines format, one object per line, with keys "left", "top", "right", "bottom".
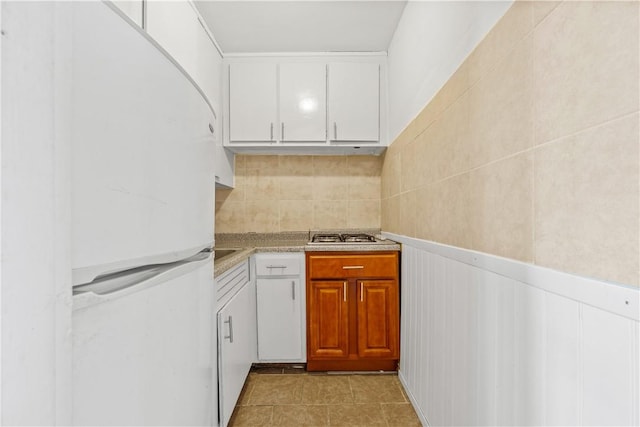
{"left": 228, "top": 369, "right": 422, "bottom": 426}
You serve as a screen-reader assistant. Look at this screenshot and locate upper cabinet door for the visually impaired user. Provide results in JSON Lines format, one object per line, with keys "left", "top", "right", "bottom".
{"left": 279, "top": 63, "right": 326, "bottom": 142}
{"left": 229, "top": 63, "right": 278, "bottom": 143}
{"left": 328, "top": 63, "right": 380, "bottom": 142}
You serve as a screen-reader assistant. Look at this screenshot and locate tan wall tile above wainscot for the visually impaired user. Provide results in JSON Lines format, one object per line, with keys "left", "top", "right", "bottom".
{"left": 381, "top": 149, "right": 401, "bottom": 199}
{"left": 468, "top": 0, "right": 533, "bottom": 85}
{"left": 534, "top": 114, "right": 639, "bottom": 286}
{"left": 470, "top": 152, "right": 534, "bottom": 263}
{"left": 398, "top": 191, "right": 417, "bottom": 238}
{"left": 533, "top": 0, "right": 640, "bottom": 145}
{"left": 468, "top": 35, "right": 533, "bottom": 169}
{"left": 244, "top": 154, "right": 279, "bottom": 171}
{"left": 416, "top": 174, "right": 472, "bottom": 250}
{"left": 532, "top": 1, "right": 561, "bottom": 26}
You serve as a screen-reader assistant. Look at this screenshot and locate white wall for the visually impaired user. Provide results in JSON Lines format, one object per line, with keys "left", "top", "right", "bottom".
{"left": 1, "top": 2, "right": 73, "bottom": 425}
{"left": 386, "top": 233, "right": 640, "bottom": 427}
{"left": 387, "top": 0, "right": 512, "bottom": 140}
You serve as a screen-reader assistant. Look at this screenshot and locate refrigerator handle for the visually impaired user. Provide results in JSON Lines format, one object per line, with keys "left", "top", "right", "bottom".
{"left": 73, "top": 252, "right": 212, "bottom": 310}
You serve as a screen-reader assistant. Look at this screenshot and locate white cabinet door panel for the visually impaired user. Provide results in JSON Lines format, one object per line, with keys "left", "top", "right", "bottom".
{"left": 218, "top": 282, "right": 254, "bottom": 427}
{"left": 257, "top": 278, "right": 303, "bottom": 360}
{"left": 229, "top": 63, "right": 277, "bottom": 142}
{"left": 279, "top": 63, "right": 326, "bottom": 142}
{"left": 329, "top": 62, "right": 379, "bottom": 142}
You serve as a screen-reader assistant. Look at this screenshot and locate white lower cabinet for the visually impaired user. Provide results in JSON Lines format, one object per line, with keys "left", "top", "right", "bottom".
{"left": 216, "top": 261, "right": 256, "bottom": 427}
{"left": 255, "top": 253, "right": 306, "bottom": 362}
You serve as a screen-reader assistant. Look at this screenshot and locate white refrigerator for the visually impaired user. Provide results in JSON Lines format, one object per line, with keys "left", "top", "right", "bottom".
{"left": 70, "top": 3, "right": 216, "bottom": 426}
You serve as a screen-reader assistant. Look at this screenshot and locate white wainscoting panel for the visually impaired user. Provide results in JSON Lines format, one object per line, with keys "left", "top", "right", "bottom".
{"left": 386, "top": 233, "right": 640, "bottom": 427}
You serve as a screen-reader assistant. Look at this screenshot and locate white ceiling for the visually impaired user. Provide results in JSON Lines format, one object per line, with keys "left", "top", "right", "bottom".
{"left": 194, "top": 1, "right": 408, "bottom": 54}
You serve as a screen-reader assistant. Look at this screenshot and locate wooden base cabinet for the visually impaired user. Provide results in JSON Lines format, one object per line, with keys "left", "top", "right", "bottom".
{"left": 306, "top": 252, "right": 399, "bottom": 371}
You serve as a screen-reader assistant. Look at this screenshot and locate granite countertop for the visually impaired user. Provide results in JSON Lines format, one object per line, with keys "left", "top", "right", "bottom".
{"left": 213, "top": 230, "right": 401, "bottom": 277}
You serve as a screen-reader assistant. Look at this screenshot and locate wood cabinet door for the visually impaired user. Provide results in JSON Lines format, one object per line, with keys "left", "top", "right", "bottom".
{"left": 357, "top": 280, "right": 399, "bottom": 359}
{"left": 308, "top": 280, "right": 349, "bottom": 359}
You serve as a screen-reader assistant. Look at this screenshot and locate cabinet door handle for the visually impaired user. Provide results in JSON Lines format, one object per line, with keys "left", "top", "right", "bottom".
{"left": 334, "top": 122, "right": 337, "bottom": 140}
{"left": 281, "top": 122, "right": 285, "bottom": 140}
{"left": 267, "top": 265, "right": 287, "bottom": 270}
{"left": 343, "top": 282, "right": 347, "bottom": 302}
{"left": 360, "top": 282, "right": 363, "bottom": 302}
{"left": 224, "top": 316, "right": 234, "bottom": 343}
{"left": 270, "top": 123, "right": 274, "bottom": 140}
{"left": 342, "top": 265, "right": 364, "bottom": 270}
{"left": 291, "top": 281, "right": 295, "bottom": 300}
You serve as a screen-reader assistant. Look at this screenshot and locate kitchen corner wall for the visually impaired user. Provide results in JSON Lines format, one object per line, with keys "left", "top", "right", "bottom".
{"left": 382, "top": 0, "right": 640, "bottom": 286}
{"left": 215, "top": 155, "right": 382, "bottom": 233}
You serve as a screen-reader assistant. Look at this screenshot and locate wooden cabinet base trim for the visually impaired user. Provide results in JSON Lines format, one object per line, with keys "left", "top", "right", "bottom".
{"left": 306, "top": 359, "right": 398, "bottom": 372}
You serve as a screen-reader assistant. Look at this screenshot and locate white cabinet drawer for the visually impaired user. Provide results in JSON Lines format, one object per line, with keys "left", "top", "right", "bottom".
{"left": 255, "top": 254, "right": 301, "bottom": 276}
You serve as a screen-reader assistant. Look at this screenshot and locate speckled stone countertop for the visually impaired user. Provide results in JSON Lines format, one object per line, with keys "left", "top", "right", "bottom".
{"left": 213, "top": 230, "right": 401, "bottom": 277}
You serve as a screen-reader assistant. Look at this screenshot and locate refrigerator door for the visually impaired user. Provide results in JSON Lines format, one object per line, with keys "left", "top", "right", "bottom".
{"left": 71, "top": 2, "right": 215, "bottom": 285}
{"left": 72, "top": 252, "right": 216, "bottom": 426}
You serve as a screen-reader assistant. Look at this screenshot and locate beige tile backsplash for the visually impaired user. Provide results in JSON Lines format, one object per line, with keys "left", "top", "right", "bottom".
{"left": 381, "top": 1, "right": 640, "bottom": 286}
{"left": 216, "top": 155, "right": 382, "bottom": 233}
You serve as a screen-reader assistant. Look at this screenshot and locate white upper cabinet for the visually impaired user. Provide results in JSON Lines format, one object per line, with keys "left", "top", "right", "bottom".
{"left": 224, "top": 56, "right": 386, "bottom": 153}
{"left": 229, "top": 63, "right": 278, "bottom": 143}
{"left": 328, "top": 62, "right": 380, "bottom": 142}
{"left": 279, "top": 63, "right": 326, "bottom": 142}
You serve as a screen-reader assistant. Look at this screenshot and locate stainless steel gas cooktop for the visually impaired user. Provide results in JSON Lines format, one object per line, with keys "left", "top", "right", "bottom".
{"left": 308, "top": 232, "right": 389, "bottom": 245}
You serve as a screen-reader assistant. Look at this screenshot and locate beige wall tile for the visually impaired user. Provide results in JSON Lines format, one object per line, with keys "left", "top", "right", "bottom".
{"left": 468, "top": 1, "right": 533, "bottom": 85}
{"left": 313, "top": 201, "right": 347, "bottom": 230}
{"left": 532, "top": 1, "right": 561, "bottom": 26}
{"left": 381, "top": 196, "right": 400, "bottom": 234}
{"left": 279, "top": 176, "right": 314, "bottom": 201}
{"left": 420, "top": 174, "right": 472, "bottom": 249}
{"left": 215, "top": 201, "right": 245, "bottom": 233}
{"left": 429, "top": 59, "right": 471, "bottom": 122}
{"left": 347, "top": 200, "right": 380, "bottom": 229}
{"left": 313, "top": 156, "right": 348, "bottom": 176}
{"left": 400, "top": 140, "right": 418, "bottom": 192}
{"left": 244, "top": 155, "right": 279, "bottom": 171}
{"left": 469, "top": 35, "right": 534, "bottom": 169}
{"left": 381, "top": 150, "right": 401, "bottom": 199}
{"left": 348, "top": 176, "right": 381, "bottom": 200}
{"left": 245, "top": 200, "right": 279, "bottom": 233}
{"left": 347, "top": 155, "right": 382, "bottom": 176}
{"left": 398, "top": 191, "right": 417, "bottom": 237}
{"left": 279, "top": 155, "right": 313, "bottom": 176}
{"left": 428, "top": 93, "right": 471, "bottom": 182}
{"left": 533, "top": 1, "right": 639, "bottom": 144}
{"left": 470, "top": 152, "right": 534, "bottom": 262}
{"left": 312, "top": 176, "right": 349, "bottom": 201}
{"left": 244, "top": 170, "right": 279, "bottom": 201}
{"left": 279, "top": 200, "right": 313, "bottom": 232}
{"left": 534, "top": 114, "right": 639, "bottom": 286}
